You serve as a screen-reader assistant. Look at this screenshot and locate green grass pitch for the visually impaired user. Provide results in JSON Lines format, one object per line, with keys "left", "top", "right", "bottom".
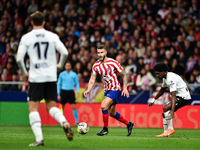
{"left": 0, "top": 125, "right": 200, "bottom": 150}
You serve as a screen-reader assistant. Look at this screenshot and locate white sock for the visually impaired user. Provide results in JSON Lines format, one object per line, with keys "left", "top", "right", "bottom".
{"left": 164, "top": 111, "right": 173, "bottom": 130}
{"left": 29, "top": 111, "right": 43, "bottom": 142}
{"left": 167, "top": 119, "right": 173, "bottom": 130}
{"left": 49, "top": 107, "right": 67, "bottom": 126}
{"left": 163, "top": 118, "right": 168, "bottom": 133}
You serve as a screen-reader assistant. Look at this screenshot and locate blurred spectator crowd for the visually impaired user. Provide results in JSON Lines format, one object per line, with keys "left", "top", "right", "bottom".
{"left": 0, "top": 0, "right": 200, "bottom": 94}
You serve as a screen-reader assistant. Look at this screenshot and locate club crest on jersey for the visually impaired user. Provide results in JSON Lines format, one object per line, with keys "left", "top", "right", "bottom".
{"left": 107, "top": 68, "right": 110, "bottom": 72}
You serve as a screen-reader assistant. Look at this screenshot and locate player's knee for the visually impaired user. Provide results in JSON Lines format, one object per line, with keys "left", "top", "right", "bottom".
{"left": 101, "top": 106, "right": 106, "bottom": 110}
{"left": 163, "top": 107, "right": 168, "bottom": 112}
{"left": 100, "top": 104, "right": 107, "bottom": 110}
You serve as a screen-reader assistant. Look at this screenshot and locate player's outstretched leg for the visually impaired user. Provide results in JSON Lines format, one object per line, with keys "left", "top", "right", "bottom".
{"left": 29, "top": 140, "right": 44, "bottom": 147}
{"left": 97, "top": 127, "right": 108, "bottom": 136}
{"left": 49, "top": 107, "right": 73, "bottom": 141}
{"left": 127, "top": 122, "right": 134, "bottom": 136}
{"left": 63, "top": 122, "right": 74, "bottom": 141}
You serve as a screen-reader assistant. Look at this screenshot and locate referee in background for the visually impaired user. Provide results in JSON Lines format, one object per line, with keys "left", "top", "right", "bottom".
{"left": 57, "top": 62, "right": 79, "bottom": 125}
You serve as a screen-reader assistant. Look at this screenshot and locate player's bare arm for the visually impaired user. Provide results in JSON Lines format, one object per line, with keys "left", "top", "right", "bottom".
{"left": 149, "top": 87, "right": 167, "bottom": 107}
{"left": 84, "top": 74, "right": 96, "bottom": 97}
{"left": 155, "top": 87, "right": 167, "bottom": 99}
{"left": 170, "top": 91, "right": 176, "bottom": 119}
{"left": 119, "top": 70, "right": 129, "bottom": 98}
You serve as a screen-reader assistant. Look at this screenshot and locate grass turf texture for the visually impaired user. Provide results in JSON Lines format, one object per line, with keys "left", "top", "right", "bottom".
{"left": 0, "top": 125, "right": 199, "bottom": 150}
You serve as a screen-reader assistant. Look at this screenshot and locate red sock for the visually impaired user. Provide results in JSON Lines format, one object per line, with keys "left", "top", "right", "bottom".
{"left": 102, "top": 109, "right": 109, "bottom": 127}
{"left": 103, "top": 114, "right": 109, "bottom": 127}
{"left": 114, "top": 112, "right": 129, "bottom": 125}
{"left": 118, "top": 115, "right": 129, "bottom": 125}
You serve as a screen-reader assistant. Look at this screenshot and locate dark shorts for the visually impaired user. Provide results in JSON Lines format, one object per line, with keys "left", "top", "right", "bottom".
{"left": 28, "top": 82, "right": 57, "bottom": 101}
{"left": 60, "top": 90, "right": 76, "bottom": 105}
{"left": 104, "top": 90, "right": 121, "bottom": 105}
{"left": 174, "top": 96, "right": 190, "bottom": 112}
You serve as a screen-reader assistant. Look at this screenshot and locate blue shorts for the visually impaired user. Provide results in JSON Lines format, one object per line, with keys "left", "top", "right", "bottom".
{"left": 104, "top": 90, "right": 121, "bottom": 105}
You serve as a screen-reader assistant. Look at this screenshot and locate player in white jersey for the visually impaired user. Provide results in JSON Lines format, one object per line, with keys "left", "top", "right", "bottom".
{"left": 84, "top": 45, "right": 134, "bottom": 136}
{"left": 17, "top": 11, "right": 73, "bottom": 146}
{"left": 149, "top": 62, "right": 191, "bottom": 137}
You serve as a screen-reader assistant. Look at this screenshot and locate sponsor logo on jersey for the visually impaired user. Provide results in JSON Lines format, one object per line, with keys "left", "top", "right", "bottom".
{"left": 103, "top": 75, "right": 110, "bottom": 80}
{"left": 35, "top": 62, "right": 49, "bottom": 69}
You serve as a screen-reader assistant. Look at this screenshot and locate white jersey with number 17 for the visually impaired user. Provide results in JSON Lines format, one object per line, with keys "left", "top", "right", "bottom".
{"left": 17, "top": 28, "right": 68, "bottom": 83}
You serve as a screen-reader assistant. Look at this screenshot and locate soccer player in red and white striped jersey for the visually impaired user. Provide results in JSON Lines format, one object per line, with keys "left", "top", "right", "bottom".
{"left": 84, "top": 45, "right": 134, "bottom": 136}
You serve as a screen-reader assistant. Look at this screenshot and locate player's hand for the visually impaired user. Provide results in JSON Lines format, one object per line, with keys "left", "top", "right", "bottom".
{"left": 57, "top": 64, "right": 62, "bottom": 72}
{"left": 148, "top": 98, "right": 156, "bottom": 108}
{"left": 148, "top": 102, "right": 153, "bottom": 108}
{"left": 57, "top": 95, "right": 61, "bottom": 101}
{"left": 121, "top": 89, "right": 129, "bottom": 98}
{"left": 76, "top": 93, "right": 79, "bottom": 99}
{"left": 169, "top": 110, "right": 175, "bottom": 119}
{"left": 84, "top": 90, "right": 89, "bottom": 98}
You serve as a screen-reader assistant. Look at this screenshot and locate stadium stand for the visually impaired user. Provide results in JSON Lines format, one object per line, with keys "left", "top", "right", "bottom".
{"left": 0, "top": 0, "right": 200, "bottom": 94}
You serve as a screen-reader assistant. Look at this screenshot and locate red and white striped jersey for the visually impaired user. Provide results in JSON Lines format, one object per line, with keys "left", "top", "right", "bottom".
{"left": 92, "top": 57, "right": 123, "bottom": 92}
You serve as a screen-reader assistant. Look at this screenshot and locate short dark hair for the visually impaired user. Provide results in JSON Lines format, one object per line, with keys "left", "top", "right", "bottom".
{"left": 30, "top": 11, "right": 44, "bottom": 26}
{"left": 97, "top": 45, "right": 107, "bottom": 51}
{"left": 65, "top": 61, "right": 71, "bottom": 65}
{"left": 154, "top": 62, "right": 168, "bottom": 72}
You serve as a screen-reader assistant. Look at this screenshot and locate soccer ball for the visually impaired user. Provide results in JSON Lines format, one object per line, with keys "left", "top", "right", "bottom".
{"left": 77, "top": 122, "right": 89, "bottom": 134}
